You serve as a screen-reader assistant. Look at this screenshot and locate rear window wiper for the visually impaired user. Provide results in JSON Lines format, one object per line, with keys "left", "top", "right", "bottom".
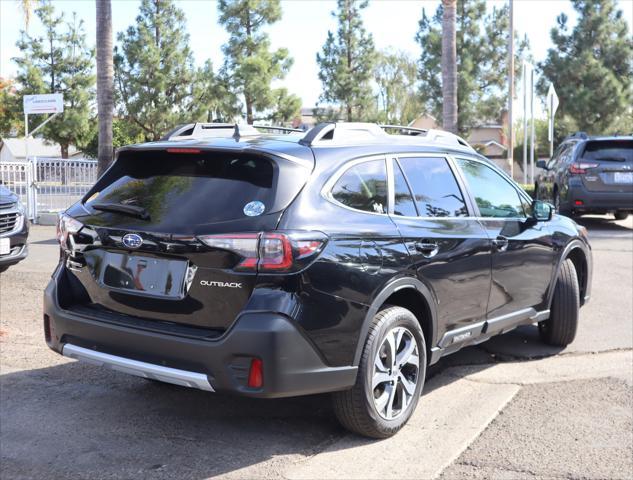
{"left": 91, "top": 202, "right": 150, "bottom": 220}
{"left": 595, "top": 156, "right": 626, "bottom": 162}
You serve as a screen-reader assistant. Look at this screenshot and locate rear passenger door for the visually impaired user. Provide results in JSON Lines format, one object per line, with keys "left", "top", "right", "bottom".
{"left": 455, "top": 158, "right": 556, "bottom": 321}
{"left": 387, "top": 155, "right": 492, "bottom": 339}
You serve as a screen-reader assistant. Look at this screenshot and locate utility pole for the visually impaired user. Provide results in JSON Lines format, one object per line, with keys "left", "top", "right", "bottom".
{"left": 530, "top": 67, "right": 535, "bottom": 185}
{"left": 522, "top": 62, "right": 528, "bottom": 184}
{"left": 507, "top": 0, "right": 514, "bottom": 178}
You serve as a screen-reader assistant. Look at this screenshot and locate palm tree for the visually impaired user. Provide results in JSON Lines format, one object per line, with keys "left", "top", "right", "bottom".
{"left": 441, "top": 0, "right": 458, "bottom": 134}
{"left": 96, "top": 0, "right": 113, "bottom": 176}
{"left": 16, "top": 0, "right": 37, "bottom": 28}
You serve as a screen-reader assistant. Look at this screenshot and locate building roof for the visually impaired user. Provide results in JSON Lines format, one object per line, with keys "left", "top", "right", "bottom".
{"left": 0, "top": 137, "right": 80, "bottom": 158}
{"left": 483, "top": 140, "right": 507, "bottom": 150}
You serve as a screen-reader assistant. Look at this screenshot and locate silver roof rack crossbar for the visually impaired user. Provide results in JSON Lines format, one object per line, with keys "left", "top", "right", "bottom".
{"left": 253, "top": 125, "right": 304, "bottom": 134}
{"left": 300, "top": 122, "right": 474, "bottom": 151}
{"left": 162, "top": 122, "right": 302, "bottom": 141}
{"left": 379, "top": 125, "right": 428, "bottom": 135}
{"left": 299, "top": 122, "right": 388, "bottom": 146}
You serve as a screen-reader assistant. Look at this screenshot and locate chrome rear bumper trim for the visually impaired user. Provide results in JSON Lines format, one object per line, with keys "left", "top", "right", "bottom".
{"left": 62, "top": 343, "right": 214, "bottom": 392}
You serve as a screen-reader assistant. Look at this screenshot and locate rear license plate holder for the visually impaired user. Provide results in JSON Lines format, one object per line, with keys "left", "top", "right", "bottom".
{"left": 100, "top": 251, "right": 188, "bottom": 299}
{"left": 614, "top": 172, "right": 633, "bottom": 184}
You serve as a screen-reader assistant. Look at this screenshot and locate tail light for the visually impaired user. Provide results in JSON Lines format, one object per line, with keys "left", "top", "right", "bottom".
{"left": 568, "top": 162, "right": 598, "bottom": 174}
{"left": 198, "top": 231, "right": 327, "bottom": 273}
{"left": 57, "top": 213, "right": 84, "bottom": 250}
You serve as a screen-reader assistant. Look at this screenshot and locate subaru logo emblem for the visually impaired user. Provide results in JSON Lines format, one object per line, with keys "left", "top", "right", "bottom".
{"left": 122, "top": 233, "right": 143, "bottom": 249}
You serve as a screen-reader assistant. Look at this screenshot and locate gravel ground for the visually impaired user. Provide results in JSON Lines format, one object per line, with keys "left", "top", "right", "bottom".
{"left": 441, "top": 378, "right": 633, "bottom": 480}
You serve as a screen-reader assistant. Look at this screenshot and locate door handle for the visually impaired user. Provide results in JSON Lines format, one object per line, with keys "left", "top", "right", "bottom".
{"left": 414, "top": 241, "right": 440, "bottom": 258}
{"left": 492, "top": 236, "right": 509, "bottom": 252}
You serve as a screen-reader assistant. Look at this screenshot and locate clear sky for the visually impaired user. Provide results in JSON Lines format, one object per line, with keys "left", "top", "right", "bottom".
{"left": 1, "top": 0, "right": 632, "bottom": 109}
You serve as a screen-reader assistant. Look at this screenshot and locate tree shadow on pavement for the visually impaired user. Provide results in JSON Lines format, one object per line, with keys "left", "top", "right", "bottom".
{"left": 0, "top": 325, "right": 564, "bottom": 480}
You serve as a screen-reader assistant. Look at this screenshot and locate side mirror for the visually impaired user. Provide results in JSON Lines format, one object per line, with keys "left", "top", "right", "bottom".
{"left": 532, "top": 200, "right": 553, "bottom": 222}
{"left": 536, "top": 159, "right": 548, "bottom": 170}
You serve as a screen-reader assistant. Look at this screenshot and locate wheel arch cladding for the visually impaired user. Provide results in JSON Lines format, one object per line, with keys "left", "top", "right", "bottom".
{"left": 549, "top": 240, "right": 590, "bottom": 308}
{"left": 566, "top": 246, "right": 588, "bottom": 306}
{"left": 353, "top": 278, "right": 437, "bottom": 366}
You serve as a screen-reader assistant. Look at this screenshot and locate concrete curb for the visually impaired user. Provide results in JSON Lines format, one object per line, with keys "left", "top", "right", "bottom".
{"left": 284, "top": 350, "right": 632, "bottom": 480}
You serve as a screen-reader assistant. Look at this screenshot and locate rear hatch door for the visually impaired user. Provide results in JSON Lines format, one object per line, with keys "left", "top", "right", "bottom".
{"left": 579, "top": 139, "right": 633, "bottom": 193}
{"left": 65, "top": 147, "right": 311, "bottom": 331}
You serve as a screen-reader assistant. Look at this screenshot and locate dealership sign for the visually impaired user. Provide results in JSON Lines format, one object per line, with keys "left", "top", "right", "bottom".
{"left": 23, "top": 94, "right": 64, "bottom": 114}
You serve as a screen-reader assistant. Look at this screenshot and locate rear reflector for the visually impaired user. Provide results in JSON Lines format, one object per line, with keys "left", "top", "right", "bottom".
{"left": 575, "top": 200, "right": 584, "bottom": 206}
{"left": 44, "top": 314, "right": 51, "bottom": 343}
{"left": 247, "top": 358, "right": 263, "bottom": 388}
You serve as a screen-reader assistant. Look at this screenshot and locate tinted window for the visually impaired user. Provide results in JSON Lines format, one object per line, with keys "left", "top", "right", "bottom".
{"left": 581, "top": 140, "right": 633, "bottom": 162}
{"left": 398, "top": 157, "right": 467, "bottom": 217}
{"left": 331, "top": 159, "right": 387, "bottom": 214}
{"left": 457, "top": 159, "right": 526, "bottom": 218}
{"left": 393, "top": 161, "right": 418, "bottom": 216}
{"left": 84, "top": 151, "right": 308, "bottom": 231}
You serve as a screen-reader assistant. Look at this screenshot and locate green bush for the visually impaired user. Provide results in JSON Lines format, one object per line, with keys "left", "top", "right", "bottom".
{"left": 518, "top": 183, "right": 535, "bottom": 198}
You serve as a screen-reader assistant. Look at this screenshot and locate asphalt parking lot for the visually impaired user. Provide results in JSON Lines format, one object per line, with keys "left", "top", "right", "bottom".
{"left": 1, "top": 216, "right": 632, "bottom": 480}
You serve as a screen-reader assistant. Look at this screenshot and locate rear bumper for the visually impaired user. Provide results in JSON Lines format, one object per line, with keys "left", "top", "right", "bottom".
{"left": 566, "top": 181, "right": 633, "bottom": 213}
{"left": 44, "top": 272, "right": 357, "bottom": 398}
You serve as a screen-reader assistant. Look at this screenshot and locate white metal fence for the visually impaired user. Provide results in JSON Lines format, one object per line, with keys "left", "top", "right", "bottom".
{"left": 0, "top": 157, "right": 98, "bottom": 221}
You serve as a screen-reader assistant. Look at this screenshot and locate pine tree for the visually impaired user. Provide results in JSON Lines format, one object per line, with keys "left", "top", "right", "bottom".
{"left": 114, "top": 0, "right": 205, "bottom": 140}
{"left": 218, "top": 0, "right": 296, "bottom": 124}
{"left": 416, "top": 0, "right": 529, "bottom": 135}
{"left": 316, "top": 0, "right": 376, "bottom": 122}
{"left": 13, "top": 1, "right": 94, "bottom": 157}
{"left": 538, "top": 0, "right": 633, "bottom": 135}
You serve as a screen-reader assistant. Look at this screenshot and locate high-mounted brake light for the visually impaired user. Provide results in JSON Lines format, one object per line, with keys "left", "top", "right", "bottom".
{"left": 568, "top": 162, "right": 598, "bottom": 174}
{"left": 198, "top": 231, "right": 327, "bottom": 273}
{"left": 166, "top": 148, "right": 202, "bottom": 154}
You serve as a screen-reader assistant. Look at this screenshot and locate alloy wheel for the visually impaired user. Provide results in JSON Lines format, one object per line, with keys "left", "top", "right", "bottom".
{"left": 372, "top": 326, "right": 420, "bottom": 420}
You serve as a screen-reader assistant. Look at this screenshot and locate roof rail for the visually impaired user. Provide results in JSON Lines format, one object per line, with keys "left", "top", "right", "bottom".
{"left": 300, "top": 122, "right": 474, "bottom": 151}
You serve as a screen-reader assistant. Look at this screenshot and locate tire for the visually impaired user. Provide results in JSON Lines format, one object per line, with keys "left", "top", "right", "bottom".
{"left": 333, "top": 306, "right": 426, "bottom": 439}
{"left": 0, "top": 266, "right": 9, "bottom": 274}
{"left": 614, "top": 212, "right": 629, "bottom": 221}
{"left": 538, "top": 259, "right": 579, "bottom": 346}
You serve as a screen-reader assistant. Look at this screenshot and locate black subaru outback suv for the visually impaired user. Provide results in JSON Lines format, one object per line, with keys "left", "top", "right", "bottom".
{"left": 44, "top": 123, "right": 592, "bottom": 438}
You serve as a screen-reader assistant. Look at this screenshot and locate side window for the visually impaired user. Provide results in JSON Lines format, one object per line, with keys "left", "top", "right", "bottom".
{"left": 457, "top": 159, "right": 526, "bottom": 218}
{"left": 547, "top": 144, "right": 565, "bottom": 169}
{"left": 331, "top": 159, "right": 387, "bottom": 214}
{"left": 398, "top": 157, "right": 468, "bottom": 217}
{"left": 392, "top": 160, "right": 418, "bottom": 217}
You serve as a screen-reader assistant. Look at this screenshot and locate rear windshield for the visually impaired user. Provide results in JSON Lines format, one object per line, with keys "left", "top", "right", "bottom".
{"left": 581, "top": 140, "right": 633, "bottom": 162}
{"left": 84, "top": 150, "right": 308, "bottom": 228}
